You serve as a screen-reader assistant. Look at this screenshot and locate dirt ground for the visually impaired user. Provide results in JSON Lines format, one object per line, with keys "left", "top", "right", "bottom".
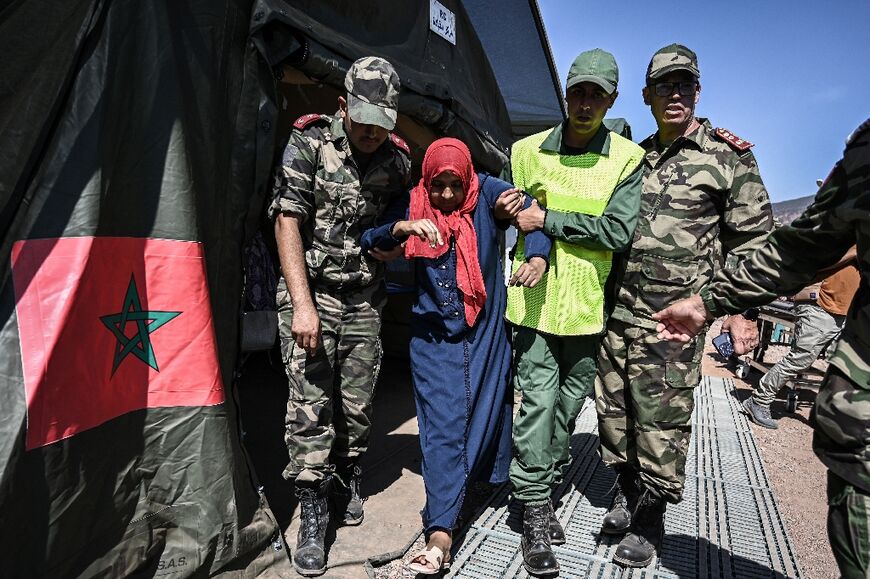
{"left": 703, "top": 319, "right": 836, "bottom": 579}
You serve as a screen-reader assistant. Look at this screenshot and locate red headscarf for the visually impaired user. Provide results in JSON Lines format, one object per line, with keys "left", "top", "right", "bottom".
{"left": 405, "top": 138, "right": 486, "bottom": 327}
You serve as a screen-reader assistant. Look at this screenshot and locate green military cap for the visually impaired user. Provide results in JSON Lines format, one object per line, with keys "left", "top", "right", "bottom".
{"left": 567, "top": 48, "right": 619, "bottom": 94}
{"left": 646, "top": 43, "right": 700, "bottom": 80}
{"left": 344, "top": 56, "right": 400, "bottom": 131}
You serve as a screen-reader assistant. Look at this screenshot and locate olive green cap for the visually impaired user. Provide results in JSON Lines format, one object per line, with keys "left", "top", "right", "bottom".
{"left": 566, "top": 48, "right": 618, "bottom": 94}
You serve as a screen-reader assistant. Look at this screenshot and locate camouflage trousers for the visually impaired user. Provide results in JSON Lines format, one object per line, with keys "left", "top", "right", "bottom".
{"left": 595, "top": 318, "right": 703, "bottom": 503}
{"left": 510, "top": 326, "right": 599, "bottom": 504}
{"left": 827, "top": 471, "right": 870, "bottom": 579}
{"left": 814, "top": 366, "right": 870, "bottom": 578}
{"left": 277, "top": 279, "right": 386, "bottom": 486}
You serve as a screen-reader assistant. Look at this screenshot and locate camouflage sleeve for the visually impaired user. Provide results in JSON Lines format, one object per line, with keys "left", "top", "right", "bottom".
{"left": 813, "top": 367, "right": 870, "bottom": 493}
{"left": 702, "top": 157, "right": 856, "bottom": 317}
{"left": 718, "top": 150, "right": 775, "bottom": 262}
{"left": 266, "top": 130, "right": 317, "bottom": 223}
{"left": 541, "top": 162, "right": 641, "bottom": 251}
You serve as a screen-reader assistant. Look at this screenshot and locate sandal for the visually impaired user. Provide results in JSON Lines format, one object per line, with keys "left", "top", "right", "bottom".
{"left": 405, "top": 544, "right": 452, "bottom": 575}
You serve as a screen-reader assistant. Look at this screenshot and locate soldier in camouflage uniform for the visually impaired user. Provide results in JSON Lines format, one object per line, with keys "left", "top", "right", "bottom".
{"left": 269, "top": 56, "right": 411, "bottom": 576}
{"left": 655, "top": 118, "right": 870, "bottom": 579}
{"left": 594, "top": 44, "right": 774, "bottom": 567}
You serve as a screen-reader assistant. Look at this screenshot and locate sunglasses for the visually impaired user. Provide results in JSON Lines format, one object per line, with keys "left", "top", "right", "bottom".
{"left": 651, "top": 81, "right": 698, "bottom": 97}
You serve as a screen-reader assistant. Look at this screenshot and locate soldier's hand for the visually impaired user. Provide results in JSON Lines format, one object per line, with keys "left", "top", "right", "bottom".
{"left": 510, "top": 256, "right": 547, "bottom": 287}
{"left": 292, "top": 303, "right": 321, "bottom": 354}
{"left": 392, "top": 219, "right": 443, "bottom": 248}
{"left": 368, "top": 243, "right": 405, "bottom": 262}
{"left": 514, "top": 199, "right": 545, "bottom": 233}
{"left": 494, "top": 188, "right": 524, "bottom": 220}
{"left": 722, "top": 315, "right": 759, "bottom": 354}
{"left": 653, "top": 294, "right": 710, "bottom": 342}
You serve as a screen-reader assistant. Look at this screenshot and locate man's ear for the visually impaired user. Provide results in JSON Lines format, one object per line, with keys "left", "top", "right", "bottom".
{"left": 337, "top": 95, "right": 347, "bottom": 118}
{"left": 694, "top": 83, "right": 701, "bottom": 105}
{"left": 608, "top": 91, "right": 618, "bottom": 109}
{"left": 642, "top": 86, "right": 651, "bottom": 106}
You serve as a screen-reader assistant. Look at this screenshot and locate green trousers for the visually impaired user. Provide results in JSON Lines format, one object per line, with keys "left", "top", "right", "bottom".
{"left": 510, "top": 326, "right": 598, "bottom": 504}
{"left": 828, "top": 470, "right": 870, "bottom": 578}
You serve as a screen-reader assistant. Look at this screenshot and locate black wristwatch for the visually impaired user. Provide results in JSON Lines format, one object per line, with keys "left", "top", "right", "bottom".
{"left": 741, "top": 308, "right": 760, "bottom": 321}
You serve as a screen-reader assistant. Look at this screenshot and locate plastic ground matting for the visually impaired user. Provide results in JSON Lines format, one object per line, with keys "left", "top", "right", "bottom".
{"left": 441, "top": 375, "right": 802, "bottom": 578}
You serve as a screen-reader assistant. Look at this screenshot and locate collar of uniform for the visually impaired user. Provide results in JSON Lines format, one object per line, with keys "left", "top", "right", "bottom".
{"left": 540, "top": 121, "right": 611, "bottom": 155}
{"left": 328, "top": 113, "right": 347, "bottom": 143}
{"left": 642, "top": 117, "right": 710, "bottom": 155}
{"left": 687, "top": 117, "right": 713, "bottom": 149}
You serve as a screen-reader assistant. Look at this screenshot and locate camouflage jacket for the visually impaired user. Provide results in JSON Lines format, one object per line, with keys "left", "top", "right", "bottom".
{"left": 268, "top": 113, "right": 411, "bottom": 290}
{"left": 610, "top": 118, "right": 773, "bottom": 329}
{"left": 702, "top": 119, "right": 870, "bottom": 490}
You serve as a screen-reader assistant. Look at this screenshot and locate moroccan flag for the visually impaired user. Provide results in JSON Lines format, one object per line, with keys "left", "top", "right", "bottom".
{"left": 12, "top": 237, "right": 225, "bottom": 450}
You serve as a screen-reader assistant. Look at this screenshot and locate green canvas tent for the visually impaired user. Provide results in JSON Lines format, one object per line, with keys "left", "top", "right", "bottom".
{"left": 0, "top": 0, "right": 565, "bottom": 575}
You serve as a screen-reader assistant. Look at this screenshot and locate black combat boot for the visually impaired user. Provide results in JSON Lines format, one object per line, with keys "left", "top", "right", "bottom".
{"left": 293, "top": 480, "right": 330, "bottom": 576}
{"left": 601, "top": 470, "right": 639, "bottom": 535}
{"left": 521, "top": 503, "right": 560, "bottom": 576}
{"left": 612, "top": 489, "right": 666, "bottom": 568}
{"left": 333, "top": 463, "right": 364, "bottom": 526}
{"left": 548, "top": 499, "right": 566, "bottom": 545}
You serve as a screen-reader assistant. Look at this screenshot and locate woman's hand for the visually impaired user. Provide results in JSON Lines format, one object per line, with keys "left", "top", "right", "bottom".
{"left": 392, "top": 219, "right": 444, "bottom": 248}
{"left": 509, "top": 256, "right": 547, "bottom": 287}
{"left": 494, "top": 188, "right": 524, "bottom": 220}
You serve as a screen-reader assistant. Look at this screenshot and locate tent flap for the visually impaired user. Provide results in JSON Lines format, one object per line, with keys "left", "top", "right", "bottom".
{"left": 0, "top": 0, "right": 292, "bottom": 575}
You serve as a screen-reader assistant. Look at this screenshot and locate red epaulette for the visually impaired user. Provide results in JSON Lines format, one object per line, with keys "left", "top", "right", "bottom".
{"left": 714, "top": 127, "right": 754, "bottom": 152}
{"left": 390, "top": 133, "right": 410, "bottom": 155}
{"left": 293, "top": 113, "right": 324, "bottom": 130}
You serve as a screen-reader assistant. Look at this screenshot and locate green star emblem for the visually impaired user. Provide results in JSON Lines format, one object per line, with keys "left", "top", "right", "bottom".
{"left": 100, "top": 274, "right": 181, "bottom": 374}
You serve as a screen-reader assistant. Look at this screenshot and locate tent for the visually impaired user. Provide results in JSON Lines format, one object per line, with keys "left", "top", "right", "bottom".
{"left": 0, "top": 0, "right": 564, "bottom": 574}
{"left": 463, "top": 0, "right": 566, "bottom": 138}
{"left": 0, "top": 0, "right": 292, "bottom": 575}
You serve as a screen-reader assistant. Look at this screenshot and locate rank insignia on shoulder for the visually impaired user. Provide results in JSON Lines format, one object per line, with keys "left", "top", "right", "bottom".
{"left": 293, "top": 113, "right": 324, "bottom": 130}
{"left": 714, "top": 127, "right": 754, "bottom": 152}
{"left": 847, "top": 118, "right": 870, "bottom": 146}
{"left": 390, "top": 133, "right": 410, "bottom": 155}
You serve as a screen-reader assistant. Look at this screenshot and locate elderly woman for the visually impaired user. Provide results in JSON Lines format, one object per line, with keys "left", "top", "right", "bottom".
{"left": 362, "top": 138, "right": 551, "bottom": 574}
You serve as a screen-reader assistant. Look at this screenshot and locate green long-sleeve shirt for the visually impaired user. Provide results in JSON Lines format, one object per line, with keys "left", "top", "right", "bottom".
{"left": 501, "top": 122, "right": 642, "bottom": 253}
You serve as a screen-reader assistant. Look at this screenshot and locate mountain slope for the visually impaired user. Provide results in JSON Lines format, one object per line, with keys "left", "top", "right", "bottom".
{"left": 772, "top": 194, "right": 815, "bottom": 225}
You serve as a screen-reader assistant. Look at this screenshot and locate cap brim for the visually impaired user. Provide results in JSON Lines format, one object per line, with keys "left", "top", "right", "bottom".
{"left": 347, "top": 94, "right": 397, "bottom": 131}
{"left": 566, "top": 75, "right": 616, "bottom": 94}
{"left": 647, "top": 64, "right": 700, "bottom": 80}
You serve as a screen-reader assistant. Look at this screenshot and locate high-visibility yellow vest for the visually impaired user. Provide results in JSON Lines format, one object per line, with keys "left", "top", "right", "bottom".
{"left": 506, "top": 129, "right": 643, "bottom": 336}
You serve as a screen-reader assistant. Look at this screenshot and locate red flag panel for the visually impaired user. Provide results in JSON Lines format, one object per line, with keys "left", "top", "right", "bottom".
{"left": 12, "top": 237, "right": 225, "bottom": 449}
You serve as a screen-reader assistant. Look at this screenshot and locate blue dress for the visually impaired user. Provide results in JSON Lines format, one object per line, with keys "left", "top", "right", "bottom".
{"left": 362, "top": 173, "right": 551, "bottom": 533}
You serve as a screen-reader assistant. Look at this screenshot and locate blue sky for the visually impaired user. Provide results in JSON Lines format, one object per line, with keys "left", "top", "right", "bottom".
{"left": 538, "top": 0, "right": 870, "bottom": 203}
